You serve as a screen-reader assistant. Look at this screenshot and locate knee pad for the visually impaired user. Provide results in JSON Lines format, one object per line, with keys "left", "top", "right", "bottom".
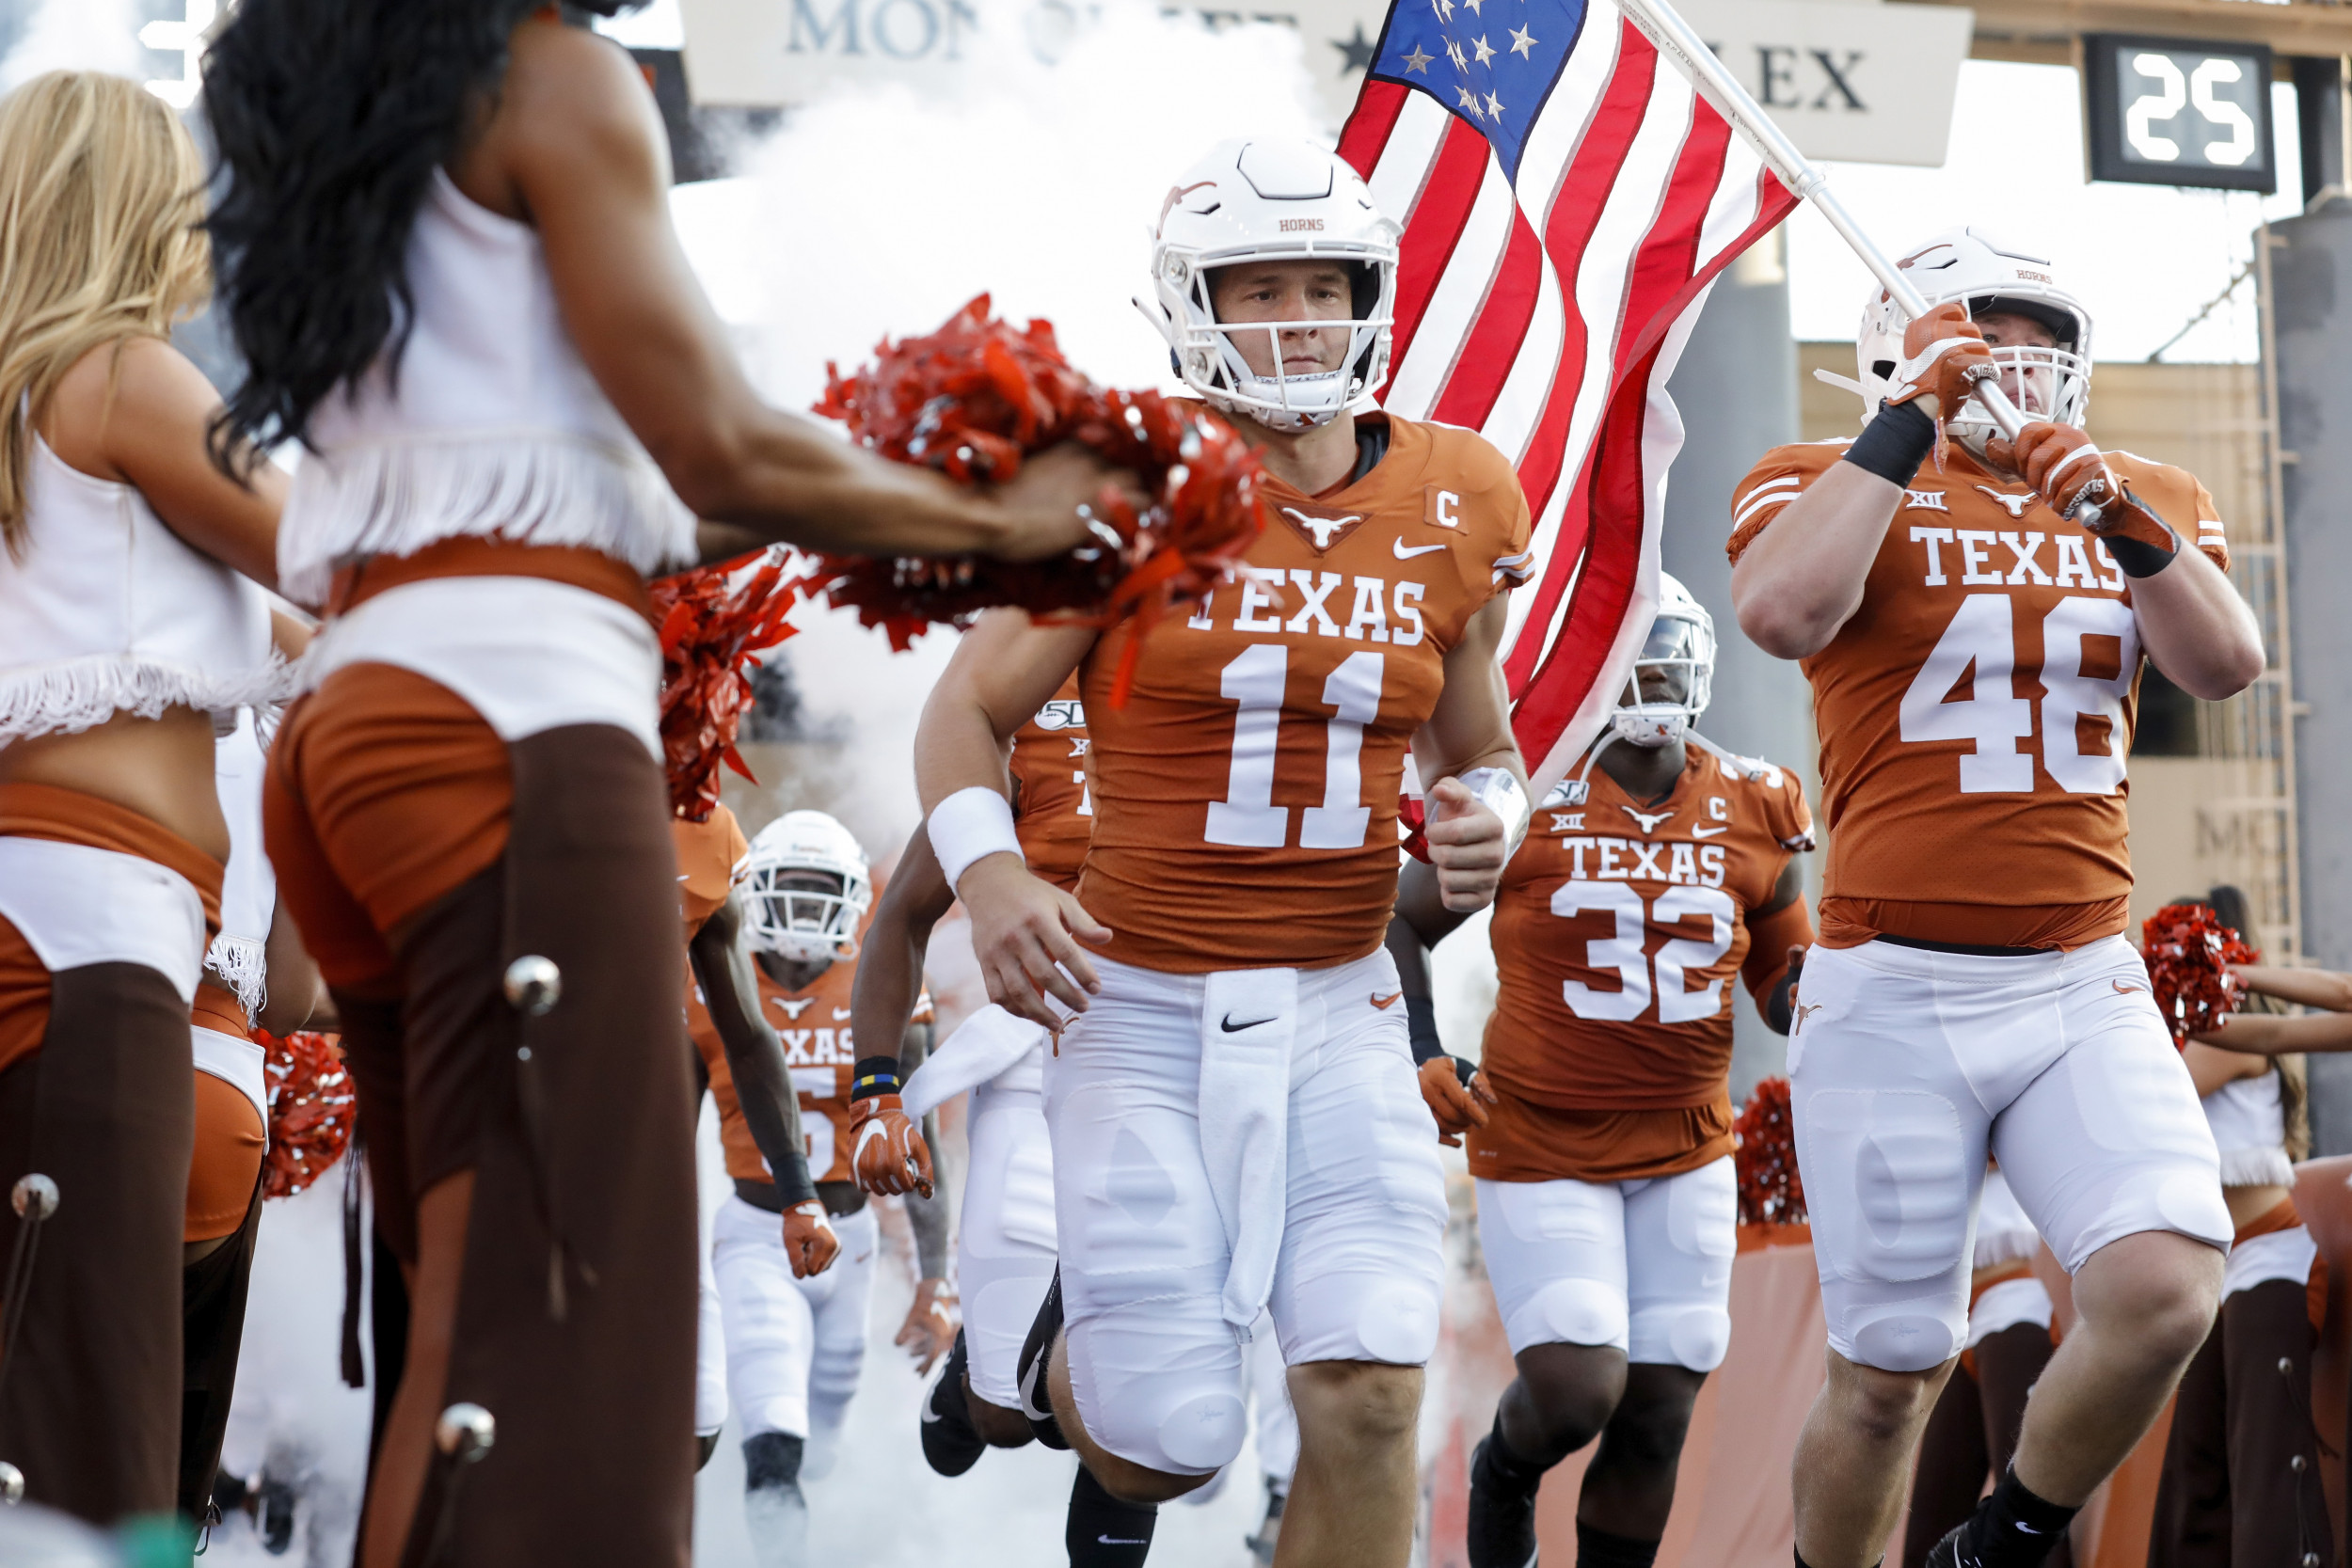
{"left": 742, "top": 1431, "right": 803, "bottom": 1494}
{"left": 1829, "top": 1285, "right": 1964, "bottom": 1373}
{"left": 1067, "top": 1305, "right": 1248, "bottom": 1475}
{"left": 1628, "top": 1305, "right": 1730, "bottom": 1372}
{"left": 1504, "top": 1276, "right": 1629, "bottom": 1359}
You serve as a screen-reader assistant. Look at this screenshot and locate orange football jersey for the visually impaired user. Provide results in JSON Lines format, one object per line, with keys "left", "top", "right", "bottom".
{"left": 691, "top": 954, "right": 858, "bottom": 1186}
{"left": 1010, "top": 676, "right": 1089, "bottom": 894}
{"left": 1727, "top": 441, "right": 2227, "bottom": 950}
{"left": 1077, "top": 414, "right": 1534, "bottom": 972}
{"left": 1481, "top": 744, "right": 1812, "bottom": 1114}
{"left": 672, "top": 803, "right": 750, "bottom": 941}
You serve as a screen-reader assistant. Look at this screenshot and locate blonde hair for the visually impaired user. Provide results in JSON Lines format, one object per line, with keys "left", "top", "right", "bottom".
{"left": 0, "top": 71, "right": 210, "bottom": 557}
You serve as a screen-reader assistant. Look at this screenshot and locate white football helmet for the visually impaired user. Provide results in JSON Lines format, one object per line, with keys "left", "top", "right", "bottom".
{"left": 1609, "top": 574, "right": 1715, "bottom": 749}
{"left": 1139, "top": 137, "right": 1401, "bottom": 432}
{"left": 741, "top": 811, "right": 872, "bottom": 963}
{"left": 1854, "top": 228, "right": 2093, "bottom": 449}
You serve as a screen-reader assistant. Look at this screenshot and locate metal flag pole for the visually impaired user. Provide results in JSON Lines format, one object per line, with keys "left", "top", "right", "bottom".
{"left": 1613, "top": 0, "right": 2029, "bottom": 444}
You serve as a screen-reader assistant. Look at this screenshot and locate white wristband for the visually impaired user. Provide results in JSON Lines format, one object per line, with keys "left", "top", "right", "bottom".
{"left": 1457, "top": 767, "right": 1531, "bottom": 854}
{"left": 927, "top": 786, "right": 1024, "bottom": 891}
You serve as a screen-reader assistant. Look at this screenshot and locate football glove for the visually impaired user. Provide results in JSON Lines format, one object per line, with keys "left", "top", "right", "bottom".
{"left": 1885, "top": 303, "right": 1996, "bottom": 423}
{"left": 1417, "top": 1053, "right": 1497, "bottom": 1148}
{"left": 896, "top": 1278, "right": 961, "bottom": 1374}
{"left": 1983, "top": 421, "right": 2178, "bottom": 562}
{"left": 851, "top": 1093, "right": 935, "bottom": 1198}
{"left": 783, "top": 1200, "right": 841, "bottom": 1279}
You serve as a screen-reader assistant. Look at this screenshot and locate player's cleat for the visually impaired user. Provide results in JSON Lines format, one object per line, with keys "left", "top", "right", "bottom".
{"left": 1016, "top": 1267, "right": 1071, "bottom": 1449}
{"left": 1466, "top": 1432, "right": 1541, "bottom": 1568}
{"left": 921, "top": 1331, "right": 987, "bottom": 1477}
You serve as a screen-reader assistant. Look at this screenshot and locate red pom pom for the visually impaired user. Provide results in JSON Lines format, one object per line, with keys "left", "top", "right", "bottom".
{"left": 651, "top": 552, "right": 802, "bottom": 822}
{"left": 805, "top": 294, "right": 1266, "bottom": 696}
{"left": 258, "top": 1030, "right": 357, "bottom": 1199}
{"left": 2141, "top": 902, "right": 2257, "bottom": 1047}
{"left": 1734, "top": 1076, "right": 1804, "bottom": 1226}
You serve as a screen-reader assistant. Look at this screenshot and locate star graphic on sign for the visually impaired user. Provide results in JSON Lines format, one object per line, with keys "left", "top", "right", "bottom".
{"left": 1471, "top": 33, "right": 1496, "bottom": 64}
{"left": 1331, "top": 22, "right": 1377, "bottom": 72}
{"left": 1457, "top": 84, "right": 1483, "bottom": 117}
{"left": 1445, "top": 37, "right": 1467, "bottom": 71}
{"left": 1509, "top": 23, "right": 1536, "bottom": 55}
{"left": 1486, "top": 88, "right": 1505, "bottom": 117}
{"left": 1401, "top": 42, "right": 1435, "bottom": 73}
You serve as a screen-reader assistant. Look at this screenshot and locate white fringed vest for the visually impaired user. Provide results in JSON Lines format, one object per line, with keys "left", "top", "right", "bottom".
{"left": 0, "top": 433, "right": 279, "bottom": 745}
{"left": 2203, "top": 1069, "right": 2293, "bottom": 1188}
{"left": 278, "top": 168, "right": 693, "bottom": 606}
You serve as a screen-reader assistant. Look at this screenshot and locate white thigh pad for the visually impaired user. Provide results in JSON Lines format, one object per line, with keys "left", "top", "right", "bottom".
{"left": 1624, "top": 1159, "right": 1737, "bottom": 1371}
{"left": 1476, "top": 1178, "right": 1630, "bottom": 1357}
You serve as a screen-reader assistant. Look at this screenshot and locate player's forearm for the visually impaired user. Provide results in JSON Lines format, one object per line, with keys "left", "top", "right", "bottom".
{"left": 2198, "top": 1009, "right": 2352, "bottom": 1054}
{"left": 849, "top": 847, "right": 952, "bottom": 1060}
{"left": 691, "top": 915, "right": 817, "bottom": 1203}
{"left": 2235, "top": 965, "right": 2352, "bottom": 1013}
{"left": 905, "top": 1107, "right": 953, "bottom": 1279}
{"left": 1731, "top": 465, "right": 1898, "bottom": 658}
{"left": 2128, "top": 544, "right": 2264, "bottom": 700}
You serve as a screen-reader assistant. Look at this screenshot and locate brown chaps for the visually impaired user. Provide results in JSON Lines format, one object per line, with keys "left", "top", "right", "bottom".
{"left": 278, "top": 717, "right": 696, "bottom": 1568}
{"left": 2150, "top": 1276, "right": 2333, "bottom": 1568}
{"left": 179, "top": 1174, "right": 265, "bottom": 1520}
{"left": 0, "top": 963, "right": 194, "bottom": 1524}
{"left": 1903, "top": 1322, "right": 2074, "bottom": 1568}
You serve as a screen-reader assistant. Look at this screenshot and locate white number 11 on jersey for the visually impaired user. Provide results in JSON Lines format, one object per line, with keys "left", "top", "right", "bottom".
{"left": 1206, "top": 644, "right": 1385, "bottom": 848}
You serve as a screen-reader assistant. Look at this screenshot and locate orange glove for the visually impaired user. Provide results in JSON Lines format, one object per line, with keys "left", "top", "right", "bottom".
{"left": 783, "top": 1199, "right": 840, "bottom": 1279}
{"left": 896, "top": 1278, "right": 961, "bottom": 1373}
{"left": 1417, "top": 1054, "right": 1498, "bottom": 1148}
{"left": 1983, "top": 422, "right": 2177, "bottom": 554}
{"left": 1885, "top": 303, "right": 1995, "bottom": 422}
{"left": 851, "top": 1094, "right": 934, "bottom": 1198}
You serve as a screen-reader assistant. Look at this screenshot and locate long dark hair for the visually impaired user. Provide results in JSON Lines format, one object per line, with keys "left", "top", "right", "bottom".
{"left": 200, "top": 0, "right": 632, "bottom": 467}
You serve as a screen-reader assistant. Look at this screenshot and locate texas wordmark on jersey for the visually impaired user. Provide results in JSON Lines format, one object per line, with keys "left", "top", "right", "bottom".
{"left": 1077, "top": 413, "right": 1534, "bottom": 972}
{"left": 1727, "top": 440, "right": 2228, "bottom": 951}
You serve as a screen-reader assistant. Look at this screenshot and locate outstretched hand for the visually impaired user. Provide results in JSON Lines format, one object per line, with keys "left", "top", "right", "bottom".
{"left": 897, "top": 1278, "right": 960, "bottom": 1374}
{"left": 961, "top": 854, "right": 1109, "bottom": 1029}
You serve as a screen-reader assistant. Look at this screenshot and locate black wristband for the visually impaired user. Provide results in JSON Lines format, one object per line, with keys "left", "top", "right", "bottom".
{"left": 850, "top": 1055, "right": 901, "bottom": 1101}
{"left": 1405, "top": 995, "right": 1442, "bottom": 1065}
{"left": 1840, "top": 399, "right": 1936, "bottom": 487}
{"left": 2103, "top": 531, "right": 2179, "bottom": 578}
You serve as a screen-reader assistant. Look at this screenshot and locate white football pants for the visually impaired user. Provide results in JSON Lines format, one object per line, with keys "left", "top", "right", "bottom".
{"left": 958, "top": 1063, "right": 1058, "bottom": 1410}
{"left": 711, "top": 1197, "right": 879, "bottom": 1448}
{"left": 1475, "top": 1156, "right": 1737, "bottom": 1370}
{"left": 1792, "top": 935, "right": 2229, "bottom": 1372}
{"left": 1043, "top": 950, "right": 1447, "bottom": 1476}
{"left": 694, "top": 1219, "right": 728, "bottom": 1438}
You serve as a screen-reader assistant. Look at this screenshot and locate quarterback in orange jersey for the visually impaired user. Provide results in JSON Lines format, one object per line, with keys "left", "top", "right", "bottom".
{"left": 687, "top": 811, "right": 941, "bottom": 1565}
{"left": 915, "top": 137, "right": 1534, "bottom": 1568}
{"left": 1389, "top": 577, "right": 1816, "bottom": 1568}
{"left": 1727, "top": 229, "right": 2265, "bottom": 1568}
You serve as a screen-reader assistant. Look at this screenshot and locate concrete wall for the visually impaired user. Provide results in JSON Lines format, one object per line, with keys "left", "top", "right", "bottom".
{"left": 2272, "top": 196, "right": 2352, "bottom": 1153}
{"left": 1660, "top": 232, "right": 1819, "bottom": 1102}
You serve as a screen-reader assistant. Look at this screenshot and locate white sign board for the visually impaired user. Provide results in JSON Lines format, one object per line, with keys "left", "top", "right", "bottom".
{"left": 680, "top": 0, "right": 1969, "bottom": 166}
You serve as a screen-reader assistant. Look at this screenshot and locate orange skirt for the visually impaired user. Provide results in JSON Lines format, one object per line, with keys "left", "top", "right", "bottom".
{"left": 187, "top": 983, "right": 265, "bottom": 1243}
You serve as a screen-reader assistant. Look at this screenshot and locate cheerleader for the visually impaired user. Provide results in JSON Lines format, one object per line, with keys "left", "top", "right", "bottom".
{"left": 199, "top": 5, "right": 1117, "bottom": 1563}
{"left": 0, "top": 71, "right": 285, "bottom": 1524}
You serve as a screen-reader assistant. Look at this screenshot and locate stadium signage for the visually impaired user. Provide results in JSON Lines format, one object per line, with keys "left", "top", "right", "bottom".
{"left": 2082, "top": 33, "right": 2278, "bottom": 193}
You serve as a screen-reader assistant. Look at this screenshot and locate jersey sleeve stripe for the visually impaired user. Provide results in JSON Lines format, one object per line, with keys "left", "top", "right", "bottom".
{"left": 1735, "top": 475, "right": 1801, "bottom": 511}
{"left": 1732, "top": 489, "right": 1800, "bottom": 531}
{"left": 1492, "top": 548, "right": 1535, "bottom": 584}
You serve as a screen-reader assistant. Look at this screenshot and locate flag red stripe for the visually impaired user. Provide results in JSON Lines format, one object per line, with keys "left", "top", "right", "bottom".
{"left": 1429, "top": 213, "right": 1545, "bottom": 430}
{"left": 1386, "top": 119, "right": 1494, "bottom": 376}
{"left": 1338, "top": 79, "right": 1410, "bottom": 179}
{"left": 1608, "top": 104, "right": 1726, "bottom": 384}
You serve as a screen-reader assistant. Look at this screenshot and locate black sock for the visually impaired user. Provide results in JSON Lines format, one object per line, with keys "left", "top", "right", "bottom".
{"left": 1576, "top": 1521, "right": 1660, "bottom": 1568}
{"left": 1067, "top": 1465, "right": 1157, "bottom": 1567}
{"left": 1476, "top": 1411, "right": 1549, "bottom": 1500}
{"left": 1967, "top": 1469, "right": 2077, "bottom": 1567}
{"left": 1794, "top": 1556, "right": 1879, "bottom": 1568}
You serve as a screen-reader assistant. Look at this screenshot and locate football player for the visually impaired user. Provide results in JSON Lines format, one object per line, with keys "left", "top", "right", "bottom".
{"left": 673, "top": 798, "right": 834, "bottom": 1468}
{"left": 1726, "top": 228, "right": 2264, "bottom": 1568}
{"left": 914, "top": 137, "right": 1534, "bottom": 1568}
{"left": 853, "top": 678, "right": 1183, "bottom": 1564}
{"left": 1391, "top": 577, "right": 1815, "bottom": 1568}
{"left": 691, "top": 811, "right": 939, "bottom": 1567}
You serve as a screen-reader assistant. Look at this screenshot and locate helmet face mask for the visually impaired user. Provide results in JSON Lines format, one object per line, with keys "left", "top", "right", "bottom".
{"left": 1609, "top": 575, "right": 1716, "bottom": 750}
{"left": 741, "top": 812, "right": 872, "bottom": 965}
{"left": 1143, "top": 138, "right": 1402, "bottom": 433}
{"left": 1854, "top": 228, "right": 2092, "bottom": 450}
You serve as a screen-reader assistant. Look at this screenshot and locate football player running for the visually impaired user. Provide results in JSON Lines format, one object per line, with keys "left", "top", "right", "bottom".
{"left": 691, "top": 812, "right": 940, "bottom": 1568}
{"left": 1390, "top": 576, "right": 1815, "bottom": 1568}
{"left": 1726, "top": 229, "right": 2263, "bottom": 1568}
{"left": 915, "top": 137, "right": 1534, "bottom": 1568}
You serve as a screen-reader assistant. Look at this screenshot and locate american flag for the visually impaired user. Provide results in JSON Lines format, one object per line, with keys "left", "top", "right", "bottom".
{"left": 1339, "top": 0, "right": 1799, "bottom": 789}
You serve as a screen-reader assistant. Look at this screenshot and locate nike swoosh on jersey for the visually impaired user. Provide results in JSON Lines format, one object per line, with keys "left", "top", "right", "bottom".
{"left": 1221, "top": 1013, "right": 1277, "bottom": 1033}
{"left": 1371, "top": 992, "right": 1402, "bottom": 1010}
{"left": 2113, "top": 979, "right": 2148, "bottom": 994}
{"left": 1391, "top": 539, "right": 1446, "bottom": 560}
{"left": 1692, "top": 825, "right": 1729, "bottom": 838}
{"left": 834, "top": 1008, "right": 853, "bottom": 1020}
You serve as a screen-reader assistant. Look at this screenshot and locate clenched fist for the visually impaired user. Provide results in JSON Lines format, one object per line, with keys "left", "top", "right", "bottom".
{"left": 1417, "top": 1053, "right": 1499, "bottom": 1148}
{"left": 783, "top": 1200, "right": 840, "bottom": 1279}
{"left": 853, "top": 1094, "right": 934, "bottom": 1197}
{"left": 1886, "top": 303, "right": 1995, "bottom": 423}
